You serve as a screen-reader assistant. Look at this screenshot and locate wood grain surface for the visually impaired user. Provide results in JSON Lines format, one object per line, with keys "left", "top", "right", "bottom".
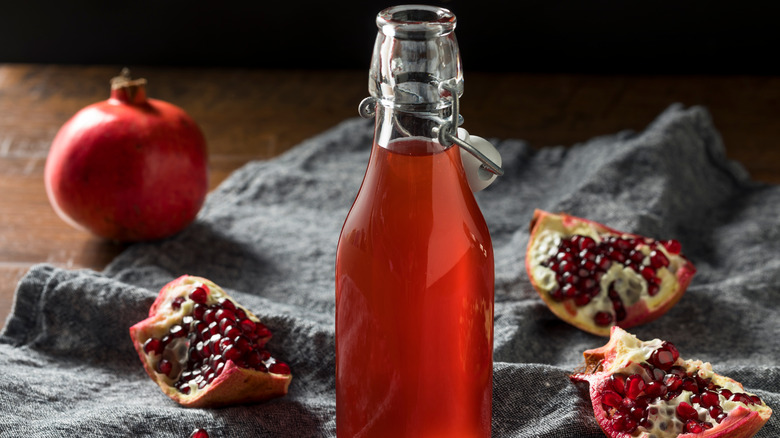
{"left": 1, "top": 64, "right": 779, "bottom": 328}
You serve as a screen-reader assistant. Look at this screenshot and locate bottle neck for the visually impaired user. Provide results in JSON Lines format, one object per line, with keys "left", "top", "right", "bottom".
{"left": 368, "top": 5, "right": 462, "bottom": 155}
{"left": 373, "top": 103, "right": 454, "bottom": 154}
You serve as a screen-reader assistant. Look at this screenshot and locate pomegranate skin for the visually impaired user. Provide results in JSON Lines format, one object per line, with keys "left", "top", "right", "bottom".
{"left": 526, "top": 209, "right": 696, "bottom": 336}
{"left": 44, "top": 71, "right": 208, "bottom": 242}
{"left": 572, "top": 327, "right": 772, "bottom": 438}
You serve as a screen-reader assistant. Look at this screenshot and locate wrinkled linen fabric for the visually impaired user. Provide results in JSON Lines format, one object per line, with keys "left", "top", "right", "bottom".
{"left": 1, "top": 104, "right": 777, "bottom": 437}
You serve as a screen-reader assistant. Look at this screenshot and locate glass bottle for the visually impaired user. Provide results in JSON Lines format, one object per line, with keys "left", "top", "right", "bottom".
{"left": 335, "top": 5, "right": 494, "bottom": 438}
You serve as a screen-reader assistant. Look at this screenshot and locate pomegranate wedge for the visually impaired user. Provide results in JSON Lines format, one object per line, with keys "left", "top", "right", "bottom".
{"left": 526, "top": 210, "right": 696, "bottom": 336}
{"left": 130, "top": 275, "right": 292, "bottom": 407}
{"left": 572, "top": 327, "right": 772, "bottom": 438}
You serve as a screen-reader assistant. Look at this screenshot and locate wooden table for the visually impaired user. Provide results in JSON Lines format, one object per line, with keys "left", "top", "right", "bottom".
{"left": 1, "top": 64, "right": 779, "bottom": 328}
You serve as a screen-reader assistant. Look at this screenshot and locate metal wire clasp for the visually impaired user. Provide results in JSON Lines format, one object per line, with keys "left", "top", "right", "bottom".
{"left": 433, "top": 83, "right": 503, "bottom": 176}
{"left": 357, "top": 85, "right": 504, "bottom": 177}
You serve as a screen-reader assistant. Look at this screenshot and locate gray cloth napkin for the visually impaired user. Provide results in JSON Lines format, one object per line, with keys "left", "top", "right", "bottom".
{"left": 1, "top": 104, "right": 777, "bottom": 437}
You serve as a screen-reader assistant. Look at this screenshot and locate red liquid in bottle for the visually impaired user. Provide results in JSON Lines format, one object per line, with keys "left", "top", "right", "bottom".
{"left": 336, "top": 138, "right": 494, "bottom": 438}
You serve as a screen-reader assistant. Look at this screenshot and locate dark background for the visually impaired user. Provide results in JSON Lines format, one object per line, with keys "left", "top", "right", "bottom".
{"left": 1, "top": 0, "right": 778, "bottom": 74}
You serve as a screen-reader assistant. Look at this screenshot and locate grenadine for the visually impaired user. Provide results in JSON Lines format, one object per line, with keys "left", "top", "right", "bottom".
{"left": 571, "top": 327, "right": 772, "bottom": 437}
{"left": 44, "top": 69, "right": 208, "bottom": 242}
{"left": 129, "top": 275, "right": 292, "bottom": 408}
{"left": 526, "top": 210, "right": 696, "bottom": 336}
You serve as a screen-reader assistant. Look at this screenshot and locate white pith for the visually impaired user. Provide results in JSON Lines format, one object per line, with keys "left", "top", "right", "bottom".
{"left": 605, "top": 329, "right": 769, "bottom": 438}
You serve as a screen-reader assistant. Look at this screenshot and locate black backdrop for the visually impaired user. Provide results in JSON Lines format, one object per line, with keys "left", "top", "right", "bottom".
{"left": 1, "top": 0, "right": 778, "bottom": 74}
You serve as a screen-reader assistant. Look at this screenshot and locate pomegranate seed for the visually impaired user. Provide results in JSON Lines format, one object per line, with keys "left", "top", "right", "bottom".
{"left": 223, "top": 325, "right": 241, "bottom": 339}
{"left": 234, "top": 335, "right": 252, "bottom": 352}
{"left": 615, "top": 238, "right": 632, "bottom": 251}
{"left": 577, "top": 236, "right": 596, "bottom": 250}
{"left": 574, "top": 293, "right": 592, "bottom": 306}
{"left": 602, "top": 390, "right": 622, "bottom": 408}
{"left": 625, "top": 375, "right": 645, "bottom": 399}
{"left": 647, "top": 283, "right": 660, "bottom": 296}
{"left": 594, "top": 312, "right": 613, "bottom": 326}
{"left": 750, "top": 395, "right": 762, "bottom": 405}
{"left": 609, "top": 250, "right": 627, "bottom": 263}
{"left": 562, "top": 284, "right": 577, "bottom": 298}
{"left": 664, "top": 374, "right": 683, "bottom": 391}
{"left": 216, "top": 308, "right": 236, "bottom": 322}
{"left": 192, "top": 304, "right": 206, "bottom": 320}
{"left": 700, "top": 390, "right": 719, "bottom": 408}
{"left": 239, "top": 318, "right": 256, "bottom": 334}
{"left": 269, "top": 362, "right": 291, "bottom": 375}
{"left": 644, "top": 381, "right": 667, "bottom": 398}
{"left": 215, "top": 338, "right": 230, "bottom": 354}
{"left": 595, "top": 255, "right": 612, "bottom": 271}
{"left": 556, "top": 251, "right": 574, "bottom": 263}
{"left": 223, "top": 345, "right": 243, "bottom": 362}
{"left": 629, "top": 406, "right": 645, "bottom": 421}
{"left": 158, "top": 359, "right": 173, "bottom": 376}
{"left": 189, "top": 287, "right": 208, "bottom": 304}
{"left": 204, "top": 309, "right": 217, "bottom": 324}
{"left": 676, "top": 402, "right": 698, "bottom": 421}
{"left": 709, "top": 405, "right": 724, "bottom": 420}
{"left": 246, "top": 350, "right": 265, "bottom": 368}
{"left": 662, "top": 239, "right": 682, "bottom": 254}
{"left": 643, "top": 364, "right": 665, "bottom": 382}
{"left": 169, "top": 324, "right": 187, "bottom": 338}
{"left": 649, "top": 250, "right": 669, "bottom": 268}
{"left": 208, "top": 321, "right": 220, "bottom": 336}
{"left": 629, "top": 250, "right": 645, "bottom": 264}
{"left": 611, "top": 412, "right": 637, "bottom": 433}
{"left": 640, "top": 266, "right": 656, "bottom": 283}
{"left": 649, "top": 347, "right": 676, "bottom": 371}
{"left": 729, "top": 393, "right": 753, "bottom": 404}
{"left": 609, "top": 374, "right": 627, "bottom": 396}
{"left": 557, "top": 260, "right": 575, "bottom": 274}
{"left": 719, "top": 388, "right": 733, "bottom": 399}
{"left": 681, "top": 378, "right": 699, "bottom": 392}
{"left": 562, "top": 272, "right": 578, "bottom": 286}
{"left": 685, "top": 419, "right": 703, "bottom": 433}
{"left": 218, "top": 297, "right": 236, "bottom": 310}
{"left": 255, "top": 324, "right": 272, "bottom": 339}
{"left": 612, "top": 299, "right": 626, "bottom": 322}
{"left": 171, "top": 296, "right": 186, "bottom": 310}
{"left": 579, "top": 249, "right": 597, "bottom": 263}
{"left": 143, "top": 338, "right": 163, "bottom": 355}
{"left": 581, "top": 259, "right": 597, "bottom": 273}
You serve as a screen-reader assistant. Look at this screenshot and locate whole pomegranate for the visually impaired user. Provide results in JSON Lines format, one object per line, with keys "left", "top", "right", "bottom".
{"left": 572, "top": 327, "right": 772, "bottom": 437}
{"left": 129, "top": 275, "right": 292, "bottom": 408}
{"left": 526, "top": 210, "right": 696, "bottom": 336}
{"left": 44, "top": 69, "right": 208, "bottom": 242}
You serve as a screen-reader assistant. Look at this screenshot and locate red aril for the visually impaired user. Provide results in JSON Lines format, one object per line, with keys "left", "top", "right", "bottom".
{"left": 526, "top": 210, "right": 696, "bottom": 336}
{"left": 129, "top": 276, "right": 292, "bottom": 408}
{"left": 45, "top": 69, "right": 208, "bottom": 242}
{"left": 572, "top": 327, "right": 772, "bottom": 438}
{"left": 190, "top": 429, "right": 209, "bottom": 438}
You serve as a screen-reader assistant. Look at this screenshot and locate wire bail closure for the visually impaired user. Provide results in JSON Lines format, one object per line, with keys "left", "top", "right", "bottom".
{"left": 358, "top": 84, "right": 504, "bottom": 177}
